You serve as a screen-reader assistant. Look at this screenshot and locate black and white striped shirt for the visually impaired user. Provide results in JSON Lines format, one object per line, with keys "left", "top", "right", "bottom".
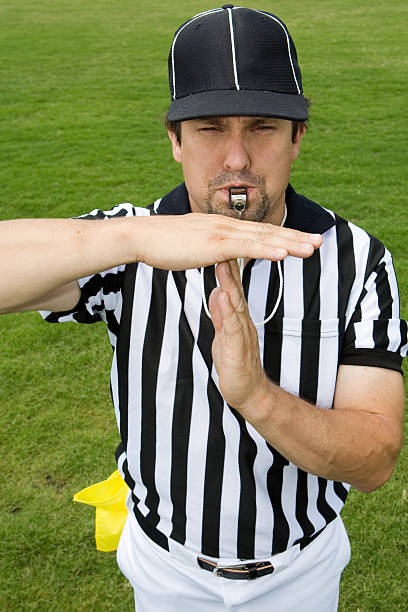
{"left": 43, "top": 183, "right": 407, "bottom": 559}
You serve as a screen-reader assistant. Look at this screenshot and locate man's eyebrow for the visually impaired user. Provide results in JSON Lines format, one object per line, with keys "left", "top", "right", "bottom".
{"left": 195, "top": 117, "right": 224, "bottom": 125}
{"left": 192, "top": 116, "right": 279, "bottom": 127}
{"left": 249, "top": 117, "right": 279, "bottom": 125}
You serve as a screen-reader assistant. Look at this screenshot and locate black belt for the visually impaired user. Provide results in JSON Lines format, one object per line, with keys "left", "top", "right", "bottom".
{"left": 133, "top": 505, "right": 326, "bottom": 581}
{"left": 197, "top": 558, "right": 274, "bottom": 580}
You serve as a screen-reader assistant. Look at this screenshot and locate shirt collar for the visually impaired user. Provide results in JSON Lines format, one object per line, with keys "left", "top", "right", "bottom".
{"left": 284, "top": 184, "right": 335, "bottom": 234}
{"left": 153, "top": 183, "right": 335, "bottom": 235}
{"left": 153, "top": 183, "right": 191, "bottom": 215}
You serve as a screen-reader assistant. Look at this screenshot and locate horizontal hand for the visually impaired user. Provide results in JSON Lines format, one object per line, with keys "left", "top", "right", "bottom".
{"left": 0, "top": 213, "right": 322, "bottom": 313}
{"left": 135, "top": 213, "right": 322, "bottom": 270}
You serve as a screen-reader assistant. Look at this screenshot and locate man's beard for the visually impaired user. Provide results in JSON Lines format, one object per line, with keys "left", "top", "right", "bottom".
{"left": 205, "top": 171, "right": 270, "bottom": 222}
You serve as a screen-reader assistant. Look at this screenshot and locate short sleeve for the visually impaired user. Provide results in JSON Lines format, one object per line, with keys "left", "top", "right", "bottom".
{"left": 40, "top": 265, "right": 127, "bottom": 324}
{"left": 341, "top": 238, "right": 408, "bottom": 373}
{"left": 40, "top": 203, "right": 147, "bottom": 325}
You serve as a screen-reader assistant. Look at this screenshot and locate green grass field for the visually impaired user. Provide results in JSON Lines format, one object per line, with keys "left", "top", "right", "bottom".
{"left": 0, "top": 1, "right": 407, "bottom": 610}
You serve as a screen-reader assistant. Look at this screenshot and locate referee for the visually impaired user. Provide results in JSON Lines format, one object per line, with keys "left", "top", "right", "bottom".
{"left": 1, "top": 6, "right": 407, "bottom": 611}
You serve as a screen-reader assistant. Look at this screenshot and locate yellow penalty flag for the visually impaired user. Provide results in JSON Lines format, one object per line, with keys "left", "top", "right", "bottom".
{"left": 73, "top": 470, "right": 129, "bottom": 552}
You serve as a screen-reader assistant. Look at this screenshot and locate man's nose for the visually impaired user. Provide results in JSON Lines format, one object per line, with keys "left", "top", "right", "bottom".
{"left": 223, "top": 134, "right": 251, "bottom": 172}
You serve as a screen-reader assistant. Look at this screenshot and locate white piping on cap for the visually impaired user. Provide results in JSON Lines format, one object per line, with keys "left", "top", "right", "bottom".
{"left": 171, "top": 8, "right": 223, "bottom": 100}
{"left": 227, "top": 7, "right": 240, "bottom": 90}
{"left": 256, "top": 9, "right": 302, "bottom": 94}
{"left": 171, "top": 7, "right": 302, "bottom": 100}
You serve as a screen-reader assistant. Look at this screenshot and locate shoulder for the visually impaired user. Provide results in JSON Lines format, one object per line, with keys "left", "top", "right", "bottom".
{"left": 76, "top": 203, "right": 152, "bottom": 220}
{"left": 288, "top": 186, "right": 395, "bottom": 284}
{"left": 324, "top": 209, "right": 390, "bottom": 272}
{"left": 79, "top": 184, "right": 190, "bottom": 219}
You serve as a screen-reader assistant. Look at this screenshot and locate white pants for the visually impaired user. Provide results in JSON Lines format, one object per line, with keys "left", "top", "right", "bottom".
{"left": 117, "top": 512, "right": 350, "bottom": 611}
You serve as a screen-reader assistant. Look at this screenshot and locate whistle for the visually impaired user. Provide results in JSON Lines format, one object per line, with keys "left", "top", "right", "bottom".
{"left": 229, "top": 187, "right": 247, "bottom": 215}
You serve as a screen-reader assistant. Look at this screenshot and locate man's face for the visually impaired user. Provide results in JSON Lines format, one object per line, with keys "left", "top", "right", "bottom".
{"left": 168, "top": 116, "right": 304, "bottom": 225}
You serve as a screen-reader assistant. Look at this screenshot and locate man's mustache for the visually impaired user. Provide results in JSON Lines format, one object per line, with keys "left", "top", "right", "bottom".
{"left": 208, "top": 171, "right": 265, "bottom": 190}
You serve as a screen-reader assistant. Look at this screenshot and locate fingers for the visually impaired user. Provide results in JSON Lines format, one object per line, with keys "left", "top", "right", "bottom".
{"left": 237, "top": 228, "right": 320, "bottom": 260}
{"left": 208, "top": 261, "right": 249, "bottom": 337}
{"left": 208, "top": 286, "right": 223, "bottom": 332}
{"left": 137, "top": 213, "right": 322, "bottom": 272}
{"left": 209, "top": 270, "right": 242, "bottom": 335}
{"left": 209, "top": 261, "right": 264, "bottom": 410}
{"left": 210, "top": 283, "right": 244, "bottom": 338}
{"left": 209, "top": 215, "right": 322, "bottom": 262}
{"left": 216, "top": 261, "right": 246, "bottom": 312}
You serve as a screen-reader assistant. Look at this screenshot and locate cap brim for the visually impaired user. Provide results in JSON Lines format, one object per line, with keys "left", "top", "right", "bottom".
{"left": 167, "top": 90, "right": 308, "bottom": 122}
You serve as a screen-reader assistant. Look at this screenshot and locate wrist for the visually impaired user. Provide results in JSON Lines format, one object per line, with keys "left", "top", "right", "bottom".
{"left": 239, "top": 374, "right": 276, "bottom": 426}
{"left": 103, "top": 216, "right": 145, "bottom": 265}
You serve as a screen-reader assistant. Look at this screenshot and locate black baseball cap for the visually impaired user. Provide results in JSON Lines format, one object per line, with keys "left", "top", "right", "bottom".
{"left": 167, "top": 5, "right": 308, "bottom": 122}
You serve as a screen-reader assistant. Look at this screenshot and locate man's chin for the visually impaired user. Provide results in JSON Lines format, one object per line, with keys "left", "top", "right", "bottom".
{"left": 208, "top": 202, "right": 267, "bottom": 223}
{"left": 209, "top": 207, "right": 244, "bottom": 219}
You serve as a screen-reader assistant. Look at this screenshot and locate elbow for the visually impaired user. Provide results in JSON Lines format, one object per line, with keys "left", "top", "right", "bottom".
{"left": 355, "top": 467, "right": 395, "bottom": 494}
{"left": 353, "top": 435, "right": 403, "bottom": 494}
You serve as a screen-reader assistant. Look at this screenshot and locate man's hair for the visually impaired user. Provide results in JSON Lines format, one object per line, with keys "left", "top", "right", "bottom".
{"left": 165, "top": 100, "right": 311, "bottom": 145}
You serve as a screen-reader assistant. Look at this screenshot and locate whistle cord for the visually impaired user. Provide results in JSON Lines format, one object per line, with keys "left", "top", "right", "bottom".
{"left": 200, "top": 205, "right": 287, "bottom": 327}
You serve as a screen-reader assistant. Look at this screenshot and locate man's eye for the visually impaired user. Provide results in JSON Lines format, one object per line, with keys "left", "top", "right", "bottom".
{"left": 255, "top": 124, "right": 275, "bottom": 131}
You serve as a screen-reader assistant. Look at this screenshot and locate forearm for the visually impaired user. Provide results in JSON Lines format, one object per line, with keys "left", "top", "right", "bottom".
{"left": 0, "top": 213, "right": 322, "bottom": 313}
{"left": 0, "top": 218, "right": 135, "bottom": 312}
{"left": 209, "top": 261, "right": 404, "bottom": 494}
{"left": 242, "top": 375, "right": 404, "bottom": 492}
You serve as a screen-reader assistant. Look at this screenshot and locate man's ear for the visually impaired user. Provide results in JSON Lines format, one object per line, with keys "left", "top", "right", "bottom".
{"left": 168, "top": 129, "right": 182, "bottom": 164}
{"left": 291, "top": 123, "right": 306, "bottom": 162}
